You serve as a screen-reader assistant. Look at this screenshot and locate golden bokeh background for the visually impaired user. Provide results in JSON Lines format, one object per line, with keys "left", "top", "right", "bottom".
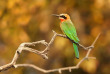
{"left": 0, "top": 0, "right": 110, "bottom": 74}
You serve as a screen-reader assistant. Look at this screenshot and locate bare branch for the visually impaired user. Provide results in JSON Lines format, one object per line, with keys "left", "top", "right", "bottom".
{"left": 0, "top": 30, "right": 100, "bottom": 73}
{"left": 41, "top": 30, "right": 57, "bottom": 54}
{"left": 85, "top": 33, "right": 101, "bottom": 58}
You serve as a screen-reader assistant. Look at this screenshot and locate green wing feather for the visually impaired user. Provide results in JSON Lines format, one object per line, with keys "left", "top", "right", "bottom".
{"left": 61, "top": 20, "right": 79, "bottom": 42}
{"left": 61, "top": 20, "right": 80, "bottom": 58}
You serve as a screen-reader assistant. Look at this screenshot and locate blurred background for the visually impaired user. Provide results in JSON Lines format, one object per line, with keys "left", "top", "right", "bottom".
{"left": 0, "top": 0, "right": 110, "bottom": 74}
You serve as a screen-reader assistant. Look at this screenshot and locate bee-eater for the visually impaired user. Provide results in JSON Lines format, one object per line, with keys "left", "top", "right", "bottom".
{"left": 53, "top": 14, "right": 80, "bottom": 59}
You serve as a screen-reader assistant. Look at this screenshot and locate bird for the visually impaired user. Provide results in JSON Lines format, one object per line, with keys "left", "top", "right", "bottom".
{"left": 52, "top": 14, "right": 80, "bottom": 59}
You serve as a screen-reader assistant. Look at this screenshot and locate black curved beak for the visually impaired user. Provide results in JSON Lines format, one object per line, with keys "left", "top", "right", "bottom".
{"left": 52, "top": 14, "right": 60, "bottom": 17}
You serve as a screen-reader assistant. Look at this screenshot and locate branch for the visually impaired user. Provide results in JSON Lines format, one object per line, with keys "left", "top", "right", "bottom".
{"left": 57, "top": 33, "right": 94, "bottom": 50}
{"left": 0, "top": 30, "right": 100, "bottom": 73}
{"left": 0, "top": 40, "right": 49, "bottom": 72}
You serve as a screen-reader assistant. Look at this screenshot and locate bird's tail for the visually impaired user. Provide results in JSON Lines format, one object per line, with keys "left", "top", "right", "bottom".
{"left": 73, "top": 43, "right": 79, "bottom": 59}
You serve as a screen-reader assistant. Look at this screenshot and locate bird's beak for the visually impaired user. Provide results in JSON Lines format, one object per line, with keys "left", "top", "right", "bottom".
{"left": 52, "top": 14, "right": 60, "bottom": 17}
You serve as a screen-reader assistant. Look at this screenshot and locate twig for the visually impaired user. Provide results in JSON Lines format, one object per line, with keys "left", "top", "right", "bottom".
{"left": 41, "top": 30, "right": 57, "bottom": 54}
{"left": 0, "top": 30, "right": 100, "bottom": 73}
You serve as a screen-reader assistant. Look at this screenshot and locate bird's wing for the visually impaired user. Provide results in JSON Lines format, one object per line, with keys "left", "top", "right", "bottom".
{"left": 61, "top": 20, "right": 80, "bottom": 42}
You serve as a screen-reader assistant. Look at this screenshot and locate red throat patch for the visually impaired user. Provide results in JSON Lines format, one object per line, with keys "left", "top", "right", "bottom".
{"left": 60, "top": 19, "right": 65, "bottom": 22}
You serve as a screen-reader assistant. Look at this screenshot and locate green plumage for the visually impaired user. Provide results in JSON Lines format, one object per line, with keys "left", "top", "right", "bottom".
{"left": 73, "top": 43, "right": 79, "bottom": 59}
{"left": 60, "top": 20, "right": 80, "bottom": 58}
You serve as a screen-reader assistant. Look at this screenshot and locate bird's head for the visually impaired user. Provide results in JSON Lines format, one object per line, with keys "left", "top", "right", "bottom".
{"left": 52, "top": 14, "right": 70, "bottom": 22}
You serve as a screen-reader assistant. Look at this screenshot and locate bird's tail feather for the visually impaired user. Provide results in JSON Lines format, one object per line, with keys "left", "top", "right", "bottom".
{"left": 73, "top": 43, "right": 79, "bottom": 59}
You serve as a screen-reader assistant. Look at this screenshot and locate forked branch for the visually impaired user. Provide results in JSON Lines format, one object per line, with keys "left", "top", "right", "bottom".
{"left": 0, "top": 30, "right": 100, "bottom": 73}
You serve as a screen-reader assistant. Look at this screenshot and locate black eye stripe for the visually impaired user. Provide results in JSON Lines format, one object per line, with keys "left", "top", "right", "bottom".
{"left": 60, "top": 15, "right": 67, "bottom": 19}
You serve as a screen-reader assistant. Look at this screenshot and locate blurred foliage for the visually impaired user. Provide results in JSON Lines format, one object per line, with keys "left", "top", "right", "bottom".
{"left": 0, "top": 0, "right": 110, "bottom": 74}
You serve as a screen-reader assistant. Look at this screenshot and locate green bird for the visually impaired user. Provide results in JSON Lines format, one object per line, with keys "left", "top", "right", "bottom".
{"left": 53, "top": 14, "right": 80, "bottom": 59}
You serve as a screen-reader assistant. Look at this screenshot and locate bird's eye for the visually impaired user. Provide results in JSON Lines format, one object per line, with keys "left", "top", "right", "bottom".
{"left": 60, "top": 15, "right": 67, "bottom": 19}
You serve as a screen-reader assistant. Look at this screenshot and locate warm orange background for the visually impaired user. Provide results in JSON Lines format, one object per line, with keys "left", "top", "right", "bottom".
{"left": 0, "top": 0, "right": 110, "bottom": 74}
